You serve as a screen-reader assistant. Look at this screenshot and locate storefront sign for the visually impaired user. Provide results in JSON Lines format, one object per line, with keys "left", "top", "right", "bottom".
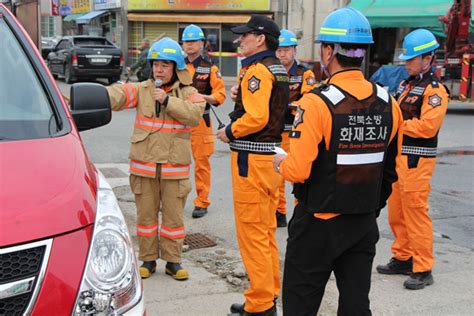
{"left": 41, "top": 0, "right": 61, "bottom": 16}
{"left": 128, "top": 0, "right": 271, "bottom": 11}
{"left": 72, "top": 0, "right": 91, "bottom": 14}
{"left": 59, "top": 0, "right": 72, "bottom": 16}
{"left": 94, "top": 0, "right": 120, "bottom": 10}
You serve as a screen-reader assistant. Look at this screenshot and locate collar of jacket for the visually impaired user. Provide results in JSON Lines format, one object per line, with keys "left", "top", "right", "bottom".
{"left": 241, "top": 50, "right": 276, "bottom": 68}
{"left": 328, "top": 69, "right": 364, "bottom": 84}
{"left": 185, "top": 55, "right": 204, "bottom": 69}
{"left": 406, "top": 71, "right": 436, "bottom": 85}
{"left": 288, "top": 60, "right": 298, "bottom": 76}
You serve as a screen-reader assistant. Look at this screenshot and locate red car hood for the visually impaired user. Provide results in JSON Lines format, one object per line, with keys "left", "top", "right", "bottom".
{"left": 0, "top": 133, "right": 97, "bottom": 247}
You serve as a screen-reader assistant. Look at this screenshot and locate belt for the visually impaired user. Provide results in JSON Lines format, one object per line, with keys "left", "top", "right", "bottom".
{"left": 402, "top": 145, "right": 437, "bottom": 157}
{"left": 229, "top": 140, "right": 280, "bottom": 154}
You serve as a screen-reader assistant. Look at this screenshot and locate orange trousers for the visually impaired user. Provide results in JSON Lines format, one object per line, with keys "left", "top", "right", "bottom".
{"left": 388, "top": 155, "right": 436, "bottom": 272}
{"left": 231, "top": 151, "right": 281, "bottom": 313}
{"left": 277, "top": 132, "right": 291, "bottom": 215}
{"left": 191, "top": 117, "right": 214, "bottom": 208}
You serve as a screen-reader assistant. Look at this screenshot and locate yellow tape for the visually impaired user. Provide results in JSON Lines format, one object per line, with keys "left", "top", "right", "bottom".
{"left": 320, "top": 27, "right": 347, "bottom": 35}
{"left": 413, "top": 40, "right": 437, "bottom": 52}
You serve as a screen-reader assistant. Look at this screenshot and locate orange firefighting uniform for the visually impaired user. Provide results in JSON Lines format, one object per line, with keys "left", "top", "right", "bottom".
{"left": 277, "top": 62, "right": 317, "bottom": 215}
{"left": 186, "top": 56, "right": 226, "bottom": 209}
{"left": 388, "top": 71, "right": 448, "bottom": 272}
{"left": 279, "top": 70, "right": 403, "bottom": 314}
{"left": 107, "top": 71, "right": 205, "bottom": 263}
{"left": 225, "top": 50, "right": 289, "bottom": 313}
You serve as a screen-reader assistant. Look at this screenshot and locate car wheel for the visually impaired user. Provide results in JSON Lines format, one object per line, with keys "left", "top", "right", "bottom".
{"left": 64, "top": 64, "right": 74, "bottom": 84}
{"left": 108, "top": 76, "right": 120, "bottom": 85}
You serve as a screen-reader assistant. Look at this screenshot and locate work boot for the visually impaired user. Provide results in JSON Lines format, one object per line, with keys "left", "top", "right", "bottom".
{"left": 229, "top": 303, "right": 276, "bottom": 316}
{"left": 192, "top": 206, "right": 208, "bottom": 218}
{"left": 165, "top": 262, "right": 189, "bottom": 281}
{"left": 404, "top": 271, "right": 434, "bottom": 290}
{"left": 376, "top": 257, "right": 413, "bottom": 275}
{"left": 230, "top": 303, "right": 245, "bottom": 315}
{"left": 276, "top": 212, "right": 287, "bottom": 228}
{"left": 139, "top": 260, "right": 156, "bottom": 279}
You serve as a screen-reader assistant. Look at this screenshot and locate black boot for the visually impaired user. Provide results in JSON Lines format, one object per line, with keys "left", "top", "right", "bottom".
{"left": 192, "top": 206, "right": 208, "bottom": 218}
{"left": 376, "top": 257, "right": 412, "bottom": 275}
{"left": 276, "top": 212, "right": 287, "bottom": 228}
{"left": 404, "top": 271, "right": 434, "bottom": 290}
{"left": 165, "top": 262, "right": 189, "bottom": 280}
{"left": 139, "top": 260, "right": 156, "bottom": 279}
{"left": 230, "top": 303, "right": 245, "bottom": 315}
{"left": 229, "top": 303, "right": 276, "bottom": 316}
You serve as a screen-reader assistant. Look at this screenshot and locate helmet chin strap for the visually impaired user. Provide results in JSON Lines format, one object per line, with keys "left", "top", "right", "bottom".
{"left": 416, "top": 52, "right": 434, "bottom": 80}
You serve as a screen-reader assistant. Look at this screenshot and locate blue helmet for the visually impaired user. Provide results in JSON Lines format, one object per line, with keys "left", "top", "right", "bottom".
{"left": 316, "top": 7, "right": 373, "bottom": 44}
{"left": 399, "top": 29, "right": 439, "bottom": 60}
{"left": 279, "top": 29, "right": 298, "bottom": 47}
{"left": 148, "top": 37, "right": 186, "bottom": 70}
{"left": 182, "top": 24, "right": 205, "bottom": 41}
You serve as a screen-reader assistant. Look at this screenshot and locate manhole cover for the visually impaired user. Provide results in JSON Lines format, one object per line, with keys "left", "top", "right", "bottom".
{"left": 184, "top": 233, "right": 217, "bottom": 250}
{"left": 99, "top": 167, "right": 128, "bottom": 178}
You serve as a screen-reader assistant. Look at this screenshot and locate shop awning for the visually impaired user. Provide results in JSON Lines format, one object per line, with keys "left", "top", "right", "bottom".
{"left": 127, "top": 13, "right": 272, "bottom": 24}
{"left": 349, "top": 0, "right": 453, "bottom": 28}
{"left": 63, "top": 14, "right": 84, "bottom": 22}
{"left": 76, "top": 11, "right": 108, "bottom": 24}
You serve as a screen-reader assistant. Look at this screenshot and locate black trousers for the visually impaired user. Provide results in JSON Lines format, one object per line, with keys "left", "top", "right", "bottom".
{"left": 283, "top": 204, "right": 379, "bottom": 316}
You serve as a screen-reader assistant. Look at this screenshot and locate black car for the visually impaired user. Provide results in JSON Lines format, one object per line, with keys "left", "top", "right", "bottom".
{"left": 47, "top": 35, "right": 123, "bottom": 84}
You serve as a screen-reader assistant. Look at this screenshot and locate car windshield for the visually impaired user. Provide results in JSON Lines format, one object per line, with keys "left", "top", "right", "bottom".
{"left": 74, "top": 37, "right": 114, "bottom": 47}
{"left": 0, "top": 19, "right": 60, "bottom": 141}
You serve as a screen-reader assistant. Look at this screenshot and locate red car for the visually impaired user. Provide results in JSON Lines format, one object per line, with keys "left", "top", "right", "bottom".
{"left": 0, "top": 5, "right": 144, "bottom": 315}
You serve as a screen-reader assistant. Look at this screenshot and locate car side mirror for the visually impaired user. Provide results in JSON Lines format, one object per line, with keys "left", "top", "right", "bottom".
{"left": 70, "top": 83, "right": 111, "bottom": 132}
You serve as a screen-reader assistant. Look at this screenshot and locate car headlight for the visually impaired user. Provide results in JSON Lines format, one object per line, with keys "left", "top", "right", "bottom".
{"left": 73, "top": 171, "right": 142, "bottom": 315}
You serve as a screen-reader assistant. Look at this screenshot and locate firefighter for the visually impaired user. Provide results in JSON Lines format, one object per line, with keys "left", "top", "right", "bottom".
{"left": 216, "top": 15, "right": 289, "bottom": 316}
{"left": 275, "top": 28, "right": 317, "bottom": 227}
{"left": 376, "top": 29, "right": 449, "bottom": 290}
{"left": 272, "top": 7, "right": 403, "bottom": 314}
{"left": 106, "top": 38, "right": 205, "bottom": 280}
{"left": 181, "top": 24, "right": 226, "bottom": 219}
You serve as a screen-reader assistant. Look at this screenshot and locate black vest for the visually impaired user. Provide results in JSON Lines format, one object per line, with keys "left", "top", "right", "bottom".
{"left": 294, "top": 83, "right": 393, "bottom": 214}
{"left": 229, "top": 56, "right": 289, "bottom": 143}
{"left": 284, "top": 65, "right": 307, "bottom": 131}
{"left": 190, "top": 57, "right": 213, "bottom": 126}
{"left": 396, "top": 72, "right": 444, "bottom": 158}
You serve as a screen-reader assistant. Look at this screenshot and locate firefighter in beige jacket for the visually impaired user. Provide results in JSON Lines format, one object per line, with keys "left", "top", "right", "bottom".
{"left": 107, "top": 38, "right": 205, "bottom": 280}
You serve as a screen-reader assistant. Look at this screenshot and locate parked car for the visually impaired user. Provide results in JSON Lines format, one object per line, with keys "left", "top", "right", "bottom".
{"left": 40, "top": 36, "right": 61, "bottom": 59}
{"left": 0, "top": 4, "right": 144, "bottom": 315}
{"left": 47, "top": 35, "right": 123, "bottom": 84}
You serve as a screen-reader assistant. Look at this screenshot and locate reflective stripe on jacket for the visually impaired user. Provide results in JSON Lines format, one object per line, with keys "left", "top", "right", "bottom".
{"left": 107, "top": 77, "right": 205, "bottom": 179}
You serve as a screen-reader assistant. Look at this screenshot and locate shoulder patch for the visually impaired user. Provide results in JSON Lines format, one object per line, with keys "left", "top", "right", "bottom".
{"left": 247, "top": 76, "right": 261, "bottom": 94}
{"left": 293, "top": 106, "right": 305, "bottom": 128}
{"left": 306, "top": 76, "right": 316, "bottom": 86}
{"left": 428, "top": 94, "right": 442, "bottom": 107}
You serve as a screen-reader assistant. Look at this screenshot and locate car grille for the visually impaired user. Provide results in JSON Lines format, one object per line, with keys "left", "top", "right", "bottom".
{"left": 0, "top": 240, "right": 51, "bottom": 315}
{"left": 0, "top": 293, "right": 31, "bottom": 315}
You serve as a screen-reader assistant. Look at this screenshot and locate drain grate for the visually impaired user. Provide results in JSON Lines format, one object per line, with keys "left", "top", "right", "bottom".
{"left": 184, "top": 233, "right": 217, "bottom": 250}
